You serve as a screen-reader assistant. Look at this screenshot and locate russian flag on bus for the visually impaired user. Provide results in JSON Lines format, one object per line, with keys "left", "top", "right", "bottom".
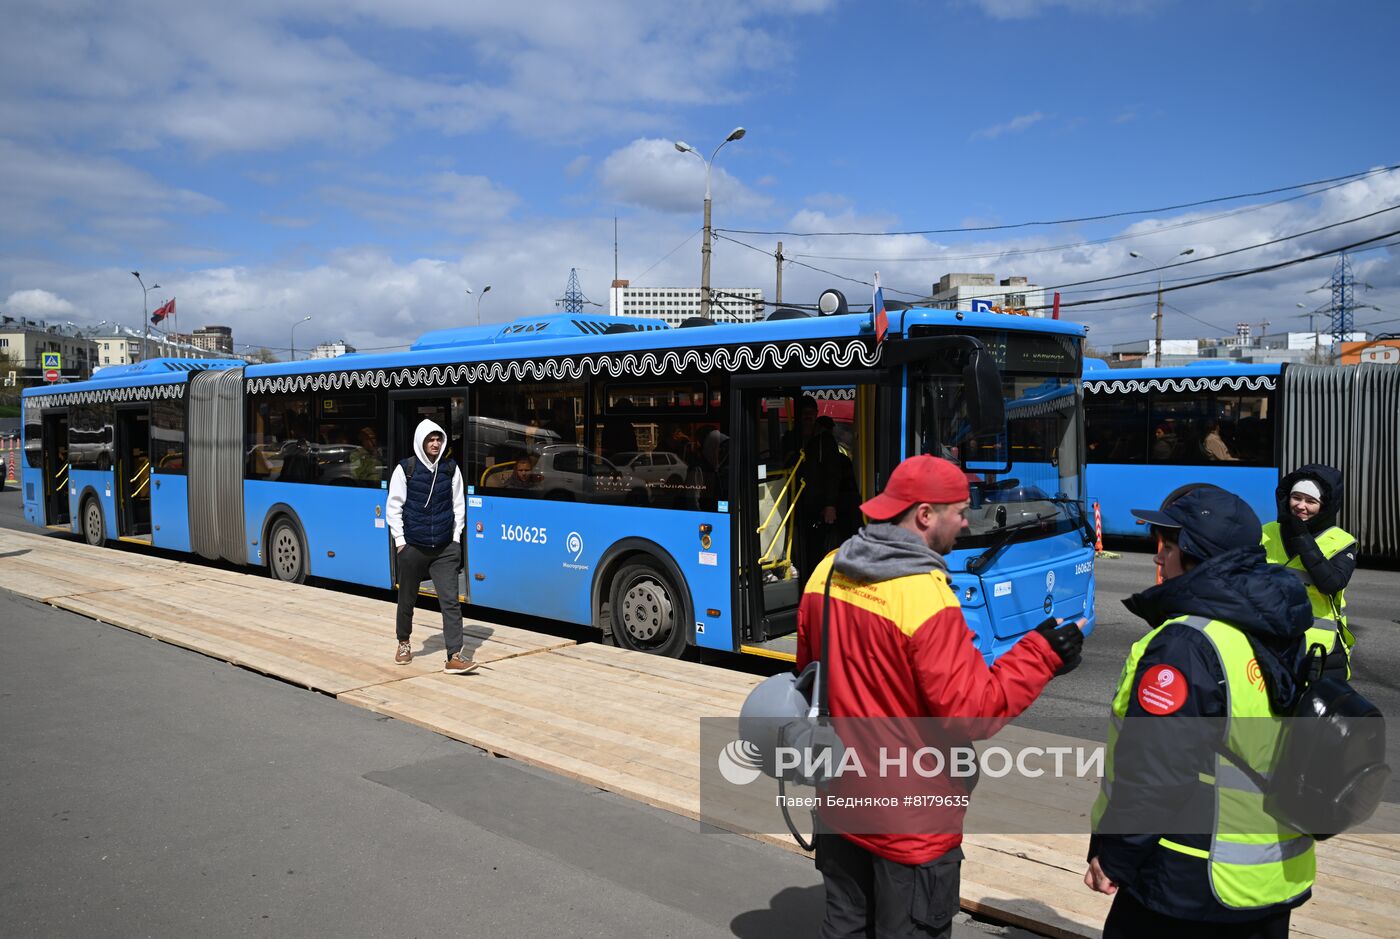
{"left": 872, "top": 272, "right": 888, "bottom": 344}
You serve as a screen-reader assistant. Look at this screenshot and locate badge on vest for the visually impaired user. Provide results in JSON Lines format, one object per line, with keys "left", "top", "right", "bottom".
{"left": 1137, "top": 664, "right": 1188, "bottom": 715}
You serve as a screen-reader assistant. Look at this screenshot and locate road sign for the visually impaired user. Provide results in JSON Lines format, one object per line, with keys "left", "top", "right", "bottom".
{"left": 44, "top": 368, "right": 59, "bottom": 382}
{"left": 40, "top": 351, "right": 61, "bottom": 370}
{"left": 970, "top": 299, "right": 993, "bottom": 313}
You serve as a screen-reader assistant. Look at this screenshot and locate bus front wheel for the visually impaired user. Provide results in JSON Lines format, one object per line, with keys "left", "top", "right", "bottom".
{"left": 82, "top": 497, "right": 105, "bottom": 546}
{"left": 609, "top": 561, "right": 686, "bottom": 658}
{"left": 268, "top": 517, "right": 308, "bottom": 584}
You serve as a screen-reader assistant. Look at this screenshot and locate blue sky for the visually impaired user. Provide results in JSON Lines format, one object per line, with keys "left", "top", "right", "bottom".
{"left": 2, "top": 0, "right": 1397, "bottom": 356}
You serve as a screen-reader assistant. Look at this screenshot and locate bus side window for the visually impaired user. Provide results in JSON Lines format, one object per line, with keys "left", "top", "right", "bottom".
{"left": 1086, "top": 396, "right": 1147, "bottom": 464}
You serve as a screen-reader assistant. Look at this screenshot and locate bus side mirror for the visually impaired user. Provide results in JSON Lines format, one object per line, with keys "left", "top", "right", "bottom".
{"left": 963, "top": 345, "right": 1005, "bottom": 438}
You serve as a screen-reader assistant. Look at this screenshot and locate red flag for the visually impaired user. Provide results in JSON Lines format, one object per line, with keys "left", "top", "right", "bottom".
{"left": 150, "top": 298, "right": 175, "bottom": 324}
{"left": 872, "top": 272, "right": 888, "bottom": 344}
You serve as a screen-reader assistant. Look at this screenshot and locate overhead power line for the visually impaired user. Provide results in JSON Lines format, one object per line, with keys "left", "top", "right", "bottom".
{"left": 1042, "top": 226, "right": 1400, "bottom": 312}
{"left": 718, "top": 163, "right": 1400, "bottom": 238}
{"left": 1039, "top": 202, "right": 1400, "bottom": 293}
{"left": 786, "top": 170, "right": 1386, "bottom": 263}
{"left": 717, "top": 203, "right": 1400, "bottom": 302}
{"left": 731, "top": 226, "right": 1400, "bottom": 317}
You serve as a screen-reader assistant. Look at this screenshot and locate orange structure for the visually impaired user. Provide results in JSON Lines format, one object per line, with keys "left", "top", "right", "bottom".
{"left": 1340, "top": 338, "right": 1400, "bottom": 365}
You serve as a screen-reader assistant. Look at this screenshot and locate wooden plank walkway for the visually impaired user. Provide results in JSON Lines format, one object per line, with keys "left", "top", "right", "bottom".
{"left": 1, "top": 526, "right": 1394, "bottom": 938}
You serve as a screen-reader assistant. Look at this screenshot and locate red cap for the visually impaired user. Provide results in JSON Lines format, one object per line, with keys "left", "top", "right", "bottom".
{"left": 860, "top": 455, "right": 970, "bottom": 521}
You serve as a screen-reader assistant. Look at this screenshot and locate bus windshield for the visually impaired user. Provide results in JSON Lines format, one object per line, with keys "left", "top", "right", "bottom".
{"left": 909, "top": 328, "right": 1084, "bottom": 549}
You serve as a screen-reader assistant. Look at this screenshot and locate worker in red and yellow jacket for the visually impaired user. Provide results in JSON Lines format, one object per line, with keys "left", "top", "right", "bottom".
{"left": 796, "top": 454, "right": 1085, "bottom": 939}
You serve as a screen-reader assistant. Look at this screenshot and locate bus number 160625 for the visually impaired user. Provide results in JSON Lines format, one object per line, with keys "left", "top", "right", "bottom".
{"left": 501, "top": 524, "right": 548, "bottom": 544}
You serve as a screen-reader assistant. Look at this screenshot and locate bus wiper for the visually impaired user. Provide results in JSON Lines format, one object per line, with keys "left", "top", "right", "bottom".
{"left": 1033, "top": 497, "right": 1094, "bottom": 545}
{"left": 967, "top": 517, "right": 1056, "bottom": 574}
{"left": 1048, "top": 497, "right": 1095, "bottom": 545}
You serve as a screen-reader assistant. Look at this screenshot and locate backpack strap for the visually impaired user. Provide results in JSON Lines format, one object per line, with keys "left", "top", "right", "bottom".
{"left": 817, "top": 563, "right": 837, "bottom": 718}
{"left": 399, "top": 456, "right": 416, "bottom": 481}
{"left": 780, "top": 563, "right": 839, "bottom": 854}
{"left": 1212, "top": 739, "right": 1275, "bottom": 797}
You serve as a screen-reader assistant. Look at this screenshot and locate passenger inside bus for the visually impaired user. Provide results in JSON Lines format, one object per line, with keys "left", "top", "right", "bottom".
{"left": 502, "top": 453, "right": 541, "bottom": 494}
{"left": 1202, "top": 419, "right": 1238, "bottom": 462}
{"left": 277, "top": 412, "right": 320, "bottom": 483}
{"left": 687, "top": 429, "right": 729, "bottom": 511}
{"left": 542, "top": 400, "right": 578, "bottom": 444}
{"left": 600, "top": 399, "right": 639, "bottom": 456}
{"left": 1151, "top": 423, "right": 1178, "bottom": 461}
{"left": 794, "top": 415, "right": 861, "bottom": 575}
{"left": 351, "top": 426, "right": 384, "bottom": 483}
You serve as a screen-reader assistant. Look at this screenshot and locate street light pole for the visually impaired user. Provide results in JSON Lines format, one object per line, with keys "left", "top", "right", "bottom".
{"left": 131, "top": 271, "right": 160, "bottom": 362}
{"left": 1129, "top": 249, "right": 1194, "bottom": 366}
{"left": 475, "top": 284, "right": 492, "bottom": 326}
{"left": 290, "top": 315, "right": 312, "bottom": 361}
{"left": 1297, "top": 301, "right": 1329, "bottom": 363}
{"left": 675, "top": 127, "right": 745, "bottom": 319}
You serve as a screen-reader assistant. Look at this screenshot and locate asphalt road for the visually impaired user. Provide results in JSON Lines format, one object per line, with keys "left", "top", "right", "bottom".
{"left": 1019, "top": 545, "right": 1400, "bottom": 752}
{"left": 3, "top": 485, "right": 1398, "bottom": 739}
{"left": 0, "top": 487, "right": 1035, "bottom": 939}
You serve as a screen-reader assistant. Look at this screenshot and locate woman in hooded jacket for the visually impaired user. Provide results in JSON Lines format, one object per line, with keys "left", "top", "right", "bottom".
{"left": 1261, "top": 464, "right": 1357, "bottom": 678}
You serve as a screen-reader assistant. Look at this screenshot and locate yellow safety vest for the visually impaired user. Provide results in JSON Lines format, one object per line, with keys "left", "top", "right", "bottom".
{"left": 1093, "top": 614, "right": 1316, "bottom": 911}
{"left": 1261, "top": 521, "right": 1354, "bottom": 665}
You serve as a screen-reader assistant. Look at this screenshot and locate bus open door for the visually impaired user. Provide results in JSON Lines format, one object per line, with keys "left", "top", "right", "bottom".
{"left": 41, "top": 411, "right": 70, "bottom": 528}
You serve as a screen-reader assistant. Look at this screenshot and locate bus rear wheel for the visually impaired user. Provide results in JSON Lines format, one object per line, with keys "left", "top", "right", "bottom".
{"left": 609, "top": 561, "right": 686, "bottom": 658}
{"left": 268, "top": 518, "right": 307, "bottom": 584}
{"left": 82, "top": 497, "right": 105, "bottom": 546}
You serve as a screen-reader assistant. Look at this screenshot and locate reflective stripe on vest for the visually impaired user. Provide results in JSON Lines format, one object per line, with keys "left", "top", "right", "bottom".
{"left": 1261, "top": 522, "right": 1353, "bottom": 666}
{"left": 1093, "top": 613, "right": 1316, "bottom": 910}
{"left": 1215, "top": 763, "right": 1266, "bottom": 795}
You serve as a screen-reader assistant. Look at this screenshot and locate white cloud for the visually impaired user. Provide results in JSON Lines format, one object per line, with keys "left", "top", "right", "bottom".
{"left": 597, "top": 138, "right": 770, "bottom": 215}
{"left": 969, "top": 0, "right": 1161, "bottom": 20}
{"left": 4, "top": 289, "right": 77, "bottom": 318}
{"left": 971, "top": 111, "right": 1046, "bottom": 140}
{"left": 5, "top": 170, "right": 1395, "bottom": 361}
{"left": 564, "top": 155, "right": 591, "bottom": 179}
{"left": 0, "top": 1, "right": 830, "bottom": 153}
{"left": 0, "top": 140, "right": 223, "bottom": 252}
{"left": 318, "top": 172, "right": 520, "bottom": 233}
{"left": 724, "top": 168, "right": 1400, "bottom": 346}
{"left": 260, "top": 214, "right": 316, "bottom": 229}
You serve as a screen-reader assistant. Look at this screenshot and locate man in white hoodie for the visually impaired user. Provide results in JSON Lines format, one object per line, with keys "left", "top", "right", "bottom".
{"left": 385, "top": 419, "right": 475, "bottom": 673}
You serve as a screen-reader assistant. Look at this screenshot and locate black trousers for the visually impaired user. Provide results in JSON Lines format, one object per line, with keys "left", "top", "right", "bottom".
{"left": 395, "top": 542, "right": 463, "bottom": 659}
{"left": 815, "top": 834, "right": 962, "bottom": 939}
{"left": 1102, "top": 888, "right": 1291, "bottom": 939}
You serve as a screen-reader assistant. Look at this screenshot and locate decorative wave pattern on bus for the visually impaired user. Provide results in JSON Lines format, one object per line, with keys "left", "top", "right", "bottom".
{"left": 245, "top": 338, "right": 882, "bottom": 395}
{"left": 24, "top": 383, "right": 187, "bottom": 407}
{"left": 811, "top": 388, "right": 856, "bottom": 401}
{"left": 1083, "top": 375, "right": 1276, "bottom": 395}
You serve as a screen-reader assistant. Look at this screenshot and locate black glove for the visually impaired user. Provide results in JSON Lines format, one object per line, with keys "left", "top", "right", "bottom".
{"left": 1035, "top": 617, "right": 1083, "bottom": 676}
{"left": 1279, "top": 513, "right": 1310, "bottom": 554}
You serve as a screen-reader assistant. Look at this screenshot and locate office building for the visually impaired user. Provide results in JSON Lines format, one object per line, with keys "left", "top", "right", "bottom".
{"left": 607, "top": 280, "right": 764, "bottom": 326}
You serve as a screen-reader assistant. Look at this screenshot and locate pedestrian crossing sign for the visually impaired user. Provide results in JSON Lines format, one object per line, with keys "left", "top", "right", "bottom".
{"left": 41, "top": 352, "right": 61, "bottom": 370}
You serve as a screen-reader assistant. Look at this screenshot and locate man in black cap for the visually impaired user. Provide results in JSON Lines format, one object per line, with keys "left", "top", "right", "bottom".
{"left": 1084, "top": 487, "right": 1315, "bottom": 939}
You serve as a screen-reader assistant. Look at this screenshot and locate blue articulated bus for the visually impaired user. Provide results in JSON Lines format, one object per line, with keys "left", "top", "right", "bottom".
{"left": 19, "top": 358, "right": 244, "bottom": 550}
{"left": 1084, "top": 361, "right": 1283, "bottom": 537}
{"left": 1084, "top": 360, "right": 1400, "bottom": 559}
{"left": 23, "top": 296, "right": 1097, "bottom": 661}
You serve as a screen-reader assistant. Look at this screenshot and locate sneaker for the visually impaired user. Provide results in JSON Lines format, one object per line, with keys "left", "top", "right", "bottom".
{"left": 444, "top": 652, "right": 479, "bottom": 674}
{"left": 394, "top": 641, "right": 412, "bottom": 665}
